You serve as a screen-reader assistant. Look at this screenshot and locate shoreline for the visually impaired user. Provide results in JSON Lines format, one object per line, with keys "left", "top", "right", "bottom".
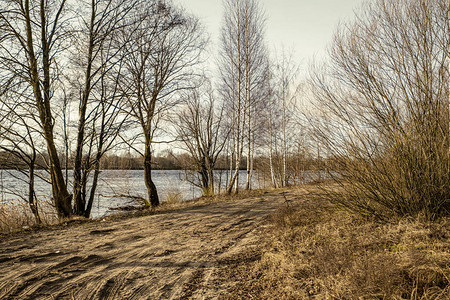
{"left": 0, "top": 186, "right": 283, "bottom": 238}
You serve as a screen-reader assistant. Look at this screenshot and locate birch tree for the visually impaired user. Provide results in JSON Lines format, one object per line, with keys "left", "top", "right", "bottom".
{"left": 264, "top": 59, "right": 279, "bottom": 188}
{"left": 218, "top": 0, "right": 267, "bottom": 193}
{"left": 273, "top": 49, "right": 299, "bottom": 187}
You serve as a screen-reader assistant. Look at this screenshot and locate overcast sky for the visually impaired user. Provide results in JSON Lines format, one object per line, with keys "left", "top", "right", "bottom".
{"left": 177, "top": 0, "right": 367, "bottom": 71}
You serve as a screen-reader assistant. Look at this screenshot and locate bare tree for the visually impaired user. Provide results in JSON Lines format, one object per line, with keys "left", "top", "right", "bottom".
{"left": 0, "top": 0, "right": 142, "bottom": 219}
{"left": 174, "top": 82, "right": 228, "bottom": 196}
{"left": 273, "top": 48, "right": 300, "bottom": 187}
{"left": 119, "top": 0, "right": 206, "bottom": 207}
{"left": 218, "top": 0, "right": 244, "bottom": 193}
{"left": 309, "top": 0, "right": 449, "bottom": 220}
{"left": 0, "top": 97, "right": 45, "bottom": 223}
{"left": 263, "top": 58, "right": 279, "bottom": 188}
{"left": 0, "top": 0, "right": 73, "bottom": 217}
{"left": 70, "top": 0, "right": 137, "bottom": 217}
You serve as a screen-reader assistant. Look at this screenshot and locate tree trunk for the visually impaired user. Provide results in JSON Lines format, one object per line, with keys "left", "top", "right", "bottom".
{"left": 282, "top": 78, "right": 288, "bottom": 187}
{"left": 208, "top": 167, "right": 215, "bottom": 196}
{"left": 200, "top": 169, "right": 210, "bottom": 196}
{"left": 25, "top": 0, "right": 71, "bottom": 218}
{"left": 74, "top": 1, "right": 96, "bottom": 216}
{"left": 144, "top": 141, "right": 159, "bottom": 207}
{"left": 228, "top": 147, "right": 234, "bottom": 192}
{"left": 46, "top": 131, "right": 72, "bottom": 218}
{"left": 267, "top": 71, "right": 278, "bottom": 188}
{"left": 245, "top": 111, "right": 251, "bottom": 190}
{"left": 226, "top": 168, "right": 240, "bottom": 194}
{"left": 249, "top": 130, "right": 255, "bottom": 189}
{"left": 85, "top": 109, "right": 107, "bottom": 218}
{"left": 80, "top": 168, "right": 88, "bottom": 215}
{"left": 234, "top": 158, "right": 240, "bottom": 193}
{"left": 269, "top": 148, "right": 277, "bottom": 188}
{"left": 245, "top": 156, "right": 251, "bottom": 190}
{"left": 85, "top": 162, "right": 100, "bottom": 218}
{"left": 28, "top": 163, "right": 41, "bottom": 224}
{"left": 268, "top": 123, "right": 278, "bottom": 188}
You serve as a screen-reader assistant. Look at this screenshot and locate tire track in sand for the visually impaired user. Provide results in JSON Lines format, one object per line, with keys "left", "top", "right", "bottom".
{"left": 0, "top": 191, "right": 298, "bottom": 299}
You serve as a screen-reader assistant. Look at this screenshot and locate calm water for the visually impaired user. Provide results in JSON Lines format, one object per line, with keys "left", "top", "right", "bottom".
{"left": 0, "top": 169, "right": 263, "bottom": 218}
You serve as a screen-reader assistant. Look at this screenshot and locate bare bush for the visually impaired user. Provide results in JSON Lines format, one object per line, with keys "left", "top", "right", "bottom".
{"left": 309, "top": 0, "right": 449, "bottom": 220}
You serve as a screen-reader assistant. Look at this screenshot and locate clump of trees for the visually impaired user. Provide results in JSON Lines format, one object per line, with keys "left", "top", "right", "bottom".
{"left": 216, "top": 0, "right": 305, "bottom": 193}
{"left": 310, "top": 0, "right": 449, "bottom": 221}
{"left": 0, "top": 0, "right": 335, "bottom": 224}
{"left": 1, "top": 0, "right": 446, "bottom": 225}
{"left": 0, "top": 0, "right": 206, "bottom": 220}
{"left": 218, "top": 0, "right": 267, "bottom": 193}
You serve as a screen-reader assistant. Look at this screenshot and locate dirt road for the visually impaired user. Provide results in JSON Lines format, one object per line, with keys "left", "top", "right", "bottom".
{"left": 0, "top": 190, "right": 293, "bottom": 299}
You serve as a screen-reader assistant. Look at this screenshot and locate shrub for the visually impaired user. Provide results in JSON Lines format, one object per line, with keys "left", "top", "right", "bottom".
{"left": 310, "top": 0, "right": 449, "bottom": 221}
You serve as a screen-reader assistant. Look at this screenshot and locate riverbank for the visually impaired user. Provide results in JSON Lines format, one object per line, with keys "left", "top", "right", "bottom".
{"left": 0, "top": 187, "right": 273, "bottom": 236}
{"left": 0, "top": 169, "right": 271, "bottom": 222}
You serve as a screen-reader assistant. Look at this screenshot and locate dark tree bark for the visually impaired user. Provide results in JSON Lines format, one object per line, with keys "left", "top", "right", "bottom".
{"left": 144, "top": 140, "right": 159, "bottom": 207}
{"left": 24, "top": 0, "right": 72, "bottom": 217}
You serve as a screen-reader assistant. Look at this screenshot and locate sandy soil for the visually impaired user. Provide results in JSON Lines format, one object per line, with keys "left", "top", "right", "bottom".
{"left": 0, "top": 190, "right": 297, "bottom": 299}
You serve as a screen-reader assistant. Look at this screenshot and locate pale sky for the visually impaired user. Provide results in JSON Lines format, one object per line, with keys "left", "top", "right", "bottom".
{"left": 177, "top": 0, "right": 367, "bottom": 71}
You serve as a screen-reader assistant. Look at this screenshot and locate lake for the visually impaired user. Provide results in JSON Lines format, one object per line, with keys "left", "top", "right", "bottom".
{"left": 0, "top": 169, "right": 265, "bottom": 218}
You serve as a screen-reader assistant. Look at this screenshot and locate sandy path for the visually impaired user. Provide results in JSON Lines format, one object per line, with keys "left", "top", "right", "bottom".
{"left": 0, "top": 191, "right": 291, "bottom": 299}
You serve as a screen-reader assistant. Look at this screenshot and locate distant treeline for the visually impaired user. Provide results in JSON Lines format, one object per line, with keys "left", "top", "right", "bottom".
{"left": 100, "top": 152, "right": 249, "bottom": 170}
{"left": 0, "top": 151, "right": 186, "bottom": 170}
{"left": 100, "top": 153, "right": 178, "bottom": 170}
{"left": 102, "top": 152, "right": 328, "bottom": 172}
{"left": 95, "top": 153, "right": 245, "bottom": 170}
{"left": 0, "top": 151, "right": 230, "bottom": 170}
{"left": 0, "top": 151, "right": 325, "bottom": 172}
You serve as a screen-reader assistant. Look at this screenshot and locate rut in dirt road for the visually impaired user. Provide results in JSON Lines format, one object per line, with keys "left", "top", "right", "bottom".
{"left": 0, "top": 191, "right": 294, "bottom": 299}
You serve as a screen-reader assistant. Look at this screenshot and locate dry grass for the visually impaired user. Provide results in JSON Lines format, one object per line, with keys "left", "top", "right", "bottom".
{"left": 163, "top": 190, "right": 184, "bottom": 205}
{"left": 0, "top": 200, "right": 58, "bottom": 234}
{"left": 224, "top": 188, "right": 450, "bottom": 299}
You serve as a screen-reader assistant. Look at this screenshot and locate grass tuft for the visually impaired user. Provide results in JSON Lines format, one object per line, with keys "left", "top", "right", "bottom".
{"left": 163, "top": 190, "right": 184, "bottom": 206}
